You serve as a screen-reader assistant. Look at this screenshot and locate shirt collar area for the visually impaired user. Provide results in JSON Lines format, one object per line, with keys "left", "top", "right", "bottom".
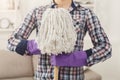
{"left": 51, "top": 1, "right": 80, "bottom": 12}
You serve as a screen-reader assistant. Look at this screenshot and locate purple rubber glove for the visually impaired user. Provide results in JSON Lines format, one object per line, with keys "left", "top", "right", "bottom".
{"left": 50, "top": 51, "right": 87, "bottom": 67}
{"left": 27, "top": 40, "right": 41, "bottom": 55}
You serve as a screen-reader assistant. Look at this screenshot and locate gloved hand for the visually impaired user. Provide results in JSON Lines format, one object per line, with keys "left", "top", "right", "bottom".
{"left": 50, "top": 51, "right": 87, "bottom": 67}
{"left": 27, "top": 40, "right": 41, "bottom": 55}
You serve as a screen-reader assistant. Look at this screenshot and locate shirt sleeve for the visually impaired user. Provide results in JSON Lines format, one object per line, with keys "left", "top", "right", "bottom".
{"left": 7, "top": 8, "right": 38, "bottom": 55}
{"left": 85, "top": 9, "right": 112, "bottom": 66}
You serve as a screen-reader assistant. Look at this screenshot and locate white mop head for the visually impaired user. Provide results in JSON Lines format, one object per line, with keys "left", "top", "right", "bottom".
{"left": 37, "top": 8, "right": 77, "bottom": 55}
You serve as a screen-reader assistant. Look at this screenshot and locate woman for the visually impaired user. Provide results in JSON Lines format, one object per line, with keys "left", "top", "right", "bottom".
{"left": 7, "top": 0, "right": 112, "bottom": 80}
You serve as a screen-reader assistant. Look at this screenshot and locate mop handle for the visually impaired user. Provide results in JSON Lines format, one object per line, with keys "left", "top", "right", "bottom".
{"left": 54, "top": 66, "right": 59, "bottom": 80}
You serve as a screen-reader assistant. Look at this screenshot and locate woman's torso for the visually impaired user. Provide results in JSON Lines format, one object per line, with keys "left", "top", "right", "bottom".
{"left": 34, "top": 2, "right": 87, "bottom": 80}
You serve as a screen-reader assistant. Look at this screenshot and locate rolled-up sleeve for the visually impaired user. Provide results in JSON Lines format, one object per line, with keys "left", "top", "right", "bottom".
{"left": 7, "top": 8, "right": 37, "bottom": 54}
{"left": 85, "top": 9, "right": 112, "bottom": 66}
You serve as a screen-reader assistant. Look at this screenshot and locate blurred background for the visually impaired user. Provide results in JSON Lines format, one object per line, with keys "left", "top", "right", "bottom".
{"left": 0, "top": 0, "right": 119, "bottom": 80}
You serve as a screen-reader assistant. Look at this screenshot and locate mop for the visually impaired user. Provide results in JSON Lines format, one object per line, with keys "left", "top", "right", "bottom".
{"left": 36, "top": 8, "right": 77, "bottom": 80}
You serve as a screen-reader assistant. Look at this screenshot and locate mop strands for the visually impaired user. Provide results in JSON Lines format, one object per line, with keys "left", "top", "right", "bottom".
{"left": 37, "top": 8, "right": 77, "bottom": 55}
{"left": 36, "top": 8, "right": 77, "bottom": 80}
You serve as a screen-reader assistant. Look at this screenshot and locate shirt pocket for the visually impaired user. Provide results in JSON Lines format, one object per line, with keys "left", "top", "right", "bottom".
{"left": 73, "top": 20, "right": 84, "bottom": 34}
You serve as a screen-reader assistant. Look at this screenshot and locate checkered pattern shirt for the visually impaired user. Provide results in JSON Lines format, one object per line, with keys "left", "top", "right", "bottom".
{"left": 7, "top": 1, "right": 112, "bottom": 80}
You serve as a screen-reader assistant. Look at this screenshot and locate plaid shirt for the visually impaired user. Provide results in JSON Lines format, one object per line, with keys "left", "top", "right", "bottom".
{"left": 7, "top": 1, "right": 112, "bottom": 80}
